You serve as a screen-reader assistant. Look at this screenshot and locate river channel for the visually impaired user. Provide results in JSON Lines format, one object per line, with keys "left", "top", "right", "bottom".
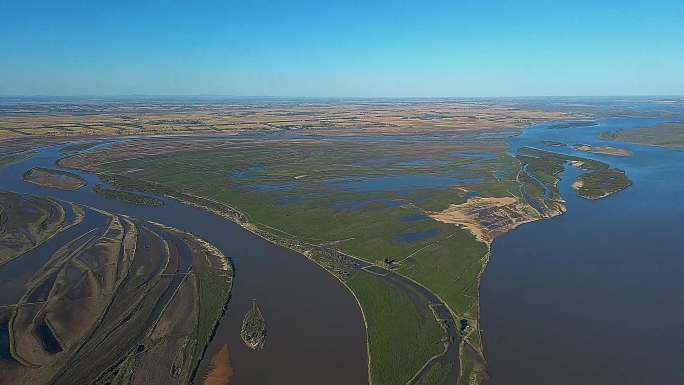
{"left": 481, "top": 117, "right": 684, "bottom": 385}
{"left": 0, "top": 145, "right": 369, "bottom": 385}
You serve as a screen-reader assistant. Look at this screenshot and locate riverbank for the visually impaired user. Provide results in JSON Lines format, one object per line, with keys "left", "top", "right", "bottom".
{"left": 51, "top": 119, "right": 636, "bottom": 385}
{"left": 96, "top": 171, "right": 459, "bottom": 385}
{"left": 481, "top": 114, "right": 684, "bottom": 385}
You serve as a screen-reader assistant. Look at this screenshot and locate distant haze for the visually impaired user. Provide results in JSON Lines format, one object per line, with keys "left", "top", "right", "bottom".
{"left": 1, "top": 0, "right": 683, "bottom": 97}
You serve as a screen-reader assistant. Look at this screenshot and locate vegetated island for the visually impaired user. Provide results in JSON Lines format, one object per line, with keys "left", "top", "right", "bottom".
{"left": 571, "top": 144, "right": 632, "bottom": 156}
{"left": 547, "top": 120, "right": 598, "bottom": 129}
{"left": 240, "top": 300, "right": 267, "bottom": 350}
{"left": 571, "top": 168, "right": 632, "bottom": 199}
{"left": 516, "top": 147, "right": 632, "bottom": 201}
{"left": 23, "top": 167, "right": 86, "bottom": 190}
{"left": 539, "top": 140, "right": 566, "bottom": 147}
{"left": 601, "top": 122, "right": 684, "bottom": 148}
{"left": 92, "top": 184, "right": 164, "bottom": 206}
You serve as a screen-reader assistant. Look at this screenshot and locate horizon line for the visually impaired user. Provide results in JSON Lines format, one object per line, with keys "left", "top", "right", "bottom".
{"left": 1, "top": 94, "right": 683, "bottom": 100}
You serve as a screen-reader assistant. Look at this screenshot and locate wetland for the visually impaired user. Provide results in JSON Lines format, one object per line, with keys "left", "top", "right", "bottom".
{"left": 1, "top": 97, "right": 683, "bottom": 385}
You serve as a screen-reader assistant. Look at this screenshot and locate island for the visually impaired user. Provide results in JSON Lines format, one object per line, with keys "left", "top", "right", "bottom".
{"left": 23, "top": 167, "right": 86, "bottom": 190}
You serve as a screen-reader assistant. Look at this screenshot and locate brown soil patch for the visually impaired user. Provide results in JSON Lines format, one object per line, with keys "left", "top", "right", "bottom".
{"left": 429, "top": 196, "right": 541, "bottom": 243}
{"left": 571, "top": 179, "right": 584, "bottom": 190}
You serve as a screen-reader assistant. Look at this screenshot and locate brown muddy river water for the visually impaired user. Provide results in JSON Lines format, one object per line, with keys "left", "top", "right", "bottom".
{"left": 0, "top": 145, "right": 368, "bottom": 385}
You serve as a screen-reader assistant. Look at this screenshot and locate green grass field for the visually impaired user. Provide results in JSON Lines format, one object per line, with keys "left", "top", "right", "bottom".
{"left": 348, "top": 271, "right": 444, "bottom": 385}
{"left": 92, "top": 184, "right": 164, "bottom": 206}
{"left": 87, "top": 138, "right": 527, "bottom": 384}
{"left": 601, "top": 122, "right": 684, "bottom": 148}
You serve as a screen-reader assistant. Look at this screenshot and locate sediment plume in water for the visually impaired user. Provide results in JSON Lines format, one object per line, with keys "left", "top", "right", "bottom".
{"left": 203, "top": 344, "right": 234, "bottom": 385}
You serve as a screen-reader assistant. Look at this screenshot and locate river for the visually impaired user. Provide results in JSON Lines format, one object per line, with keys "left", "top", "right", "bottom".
{"left": 481, "top": 117, "right": 684, "bottom": 384}
{"left": 0, "top": 145, "right": 369, "bottom": 385}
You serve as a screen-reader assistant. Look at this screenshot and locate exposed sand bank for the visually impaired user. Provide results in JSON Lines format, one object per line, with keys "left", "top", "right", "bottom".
{"left": 428, "top": 196, "right": 541, "bottom": 244}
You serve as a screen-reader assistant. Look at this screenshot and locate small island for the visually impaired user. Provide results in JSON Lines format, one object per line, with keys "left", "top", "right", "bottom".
{"left": 571, "top": 144, "right": 632, "bottom": 157}
{"left": 547, "top": 120, "right": 598, "bottom": 129}
{"left": 572, "top": 168, "right": 632, "bottom": 199}
{"left": 240, "top": 300, "right": 267, "bottom": 350}
{"left": 23, "top": 167, "right": 86, "bottom": 190}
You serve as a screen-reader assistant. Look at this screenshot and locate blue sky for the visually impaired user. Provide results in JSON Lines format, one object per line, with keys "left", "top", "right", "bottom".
{"left": 1, "top": 0, "right": 682, "bottom": 97}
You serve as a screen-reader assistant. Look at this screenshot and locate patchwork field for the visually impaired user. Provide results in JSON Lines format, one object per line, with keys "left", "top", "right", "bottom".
{"left": 0, "top": 99, "right": 575, "bottom": 139}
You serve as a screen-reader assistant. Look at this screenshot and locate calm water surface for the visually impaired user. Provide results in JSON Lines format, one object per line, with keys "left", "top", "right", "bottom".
{"left": 0, "top": 146, "right": 368, "bottom": 385}
{"left": 481, "top": 117, "right": 684, "bottom": 385}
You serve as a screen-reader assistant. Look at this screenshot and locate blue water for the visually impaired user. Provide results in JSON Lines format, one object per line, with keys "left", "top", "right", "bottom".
{"left": 231, "top": 165, "right": 265, "bottom": 179}
{"left": 481, "top": 115, "right": 684, "bottom": 385}
{"left": 331, "top": 198, "right": 401, "bottom": 212}
{"left": 393, "top": 228, "right": 440, "bottom": 243}
{"left": 243, "top": 180, "right": 299, "bottom": 192}
{"left": 329, "top": 174, "right": 483, "bottom": 193}
{"left": 401, "top": 213, "right": 430, "bottom": 223}
{"left": 399, "top": 159, "right": 450, "bottom": 167}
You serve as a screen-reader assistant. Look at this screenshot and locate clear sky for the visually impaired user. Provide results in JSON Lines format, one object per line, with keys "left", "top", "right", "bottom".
{"left": 1, "top": 0, "right": 682, "bottom": 97}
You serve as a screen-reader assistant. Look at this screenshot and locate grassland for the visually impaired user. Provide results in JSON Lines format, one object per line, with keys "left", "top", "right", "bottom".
{"left": 573, "top": 169, "right": 631, "bottom": 199}
{"left": 601, "top": 122, "right": 684, "bottom": 148}
{"left": 53, "top": 116, "right": 640, "bottom": 385}
{"left": 0, "top": 98, "right": 658, "bottom": 385}
{"left": 58, "top": 133, "right": 532, "bottom": 384}
{"left": 414, "top": 362, "right": 452, "bottom": 385}
{"left": 92, "top": 184, "right": 164, "bottom": 206}
{"left": 348, "top": 271, "right": 444, "bottom": 385}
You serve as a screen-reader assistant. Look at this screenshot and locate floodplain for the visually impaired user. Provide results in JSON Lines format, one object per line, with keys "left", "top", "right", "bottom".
{"left": 1, "top": 97, "right": 682, "bottom": 385}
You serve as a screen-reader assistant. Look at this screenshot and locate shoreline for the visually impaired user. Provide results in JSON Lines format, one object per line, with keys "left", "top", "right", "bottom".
{"left": 46, "top": 117, "right": 596, "bottom": 385}
{"left": 82, "top": 169, "right": 466, "bottom": 385}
